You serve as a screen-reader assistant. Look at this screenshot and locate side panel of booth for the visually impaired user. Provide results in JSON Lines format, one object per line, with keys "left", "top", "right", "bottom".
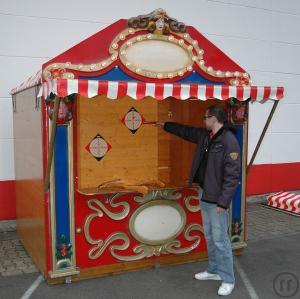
{"left": 48, "top": 118, "right": 79, "bottom": 279}
{"left": 13, "top": 87, "right": 47, "bottom": 274}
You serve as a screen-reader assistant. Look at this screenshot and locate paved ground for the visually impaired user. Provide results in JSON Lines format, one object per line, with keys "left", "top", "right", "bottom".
{"left": 1, "top": 199, "right": 300, "bottom": 298}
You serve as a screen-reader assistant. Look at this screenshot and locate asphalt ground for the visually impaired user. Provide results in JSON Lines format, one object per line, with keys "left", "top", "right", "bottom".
{"left": 1, "top": 201, "right": 300, "bottom": 299}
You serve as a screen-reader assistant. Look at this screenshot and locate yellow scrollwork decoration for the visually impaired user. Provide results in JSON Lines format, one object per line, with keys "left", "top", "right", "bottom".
{"left": 134, "top": 189, "right": 182, "bottom": 204}
{"left": 87, "top": 194, "right": 130, "bottom": 220}
{"left": 85, "top": 221, "right": 204, "bottom": 261}
{"left": 185, "top": 194, "right": 200, "bottom": 212}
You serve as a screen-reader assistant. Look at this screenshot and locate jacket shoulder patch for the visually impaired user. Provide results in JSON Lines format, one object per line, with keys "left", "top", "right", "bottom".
{"left": 229, "top": 152, "right": 239, "bottom": 160}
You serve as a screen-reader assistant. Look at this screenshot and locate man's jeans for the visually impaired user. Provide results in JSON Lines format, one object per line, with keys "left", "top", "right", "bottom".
{"left": 200, "top": 200, "right": 235, "bottom": 284}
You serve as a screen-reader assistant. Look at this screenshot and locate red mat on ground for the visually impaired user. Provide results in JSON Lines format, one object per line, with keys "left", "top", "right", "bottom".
{"left": 267, "top": 191, "right": 300, "bottom": 215}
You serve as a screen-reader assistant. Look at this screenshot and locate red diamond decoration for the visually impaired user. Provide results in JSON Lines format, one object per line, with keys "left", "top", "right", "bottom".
{"left": 85, "top": 134, "right": 111, "bottom": 161}
{"left": 121, "top": 107, "right": 145, "bottom": 134}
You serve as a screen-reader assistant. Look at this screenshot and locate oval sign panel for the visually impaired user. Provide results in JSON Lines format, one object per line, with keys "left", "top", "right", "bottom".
{"left": 129, "top": 200, "right": 186, "bottom": 245}
{"left": 122, "top": 40, "right": 191, "bottom": 73}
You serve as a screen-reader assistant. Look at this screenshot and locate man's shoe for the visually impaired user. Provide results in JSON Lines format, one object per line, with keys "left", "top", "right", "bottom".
{"left": 194, "top": 271, "right": 222, "bottom": 281}
{"left": 218, "top": 283, "right": 235, "bottom": 296}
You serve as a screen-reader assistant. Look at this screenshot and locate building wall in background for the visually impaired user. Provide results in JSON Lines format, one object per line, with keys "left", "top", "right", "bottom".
{"left": 1, "top": 0, "right": 299, "bottom": 219}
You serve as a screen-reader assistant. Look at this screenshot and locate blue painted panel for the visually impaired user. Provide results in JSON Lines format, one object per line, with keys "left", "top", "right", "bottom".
{"left": 178, "top": 71, "right": 225, "bottom": 85}
{"left": 231, "top": 125, "right": 243, "bottom": 223}
{"left": 79, "top": 67, "right": 139, "bottom": 82}
{"left": 79, "top": 67, "right": 224, "bottom": 85}
{"left": 54, "top": 126, "right": 70, "bottom": 244}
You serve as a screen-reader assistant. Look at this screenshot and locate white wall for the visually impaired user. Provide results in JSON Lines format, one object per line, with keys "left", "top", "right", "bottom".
{"left": 1, "top": 0, "right": 299, "bottom": 181}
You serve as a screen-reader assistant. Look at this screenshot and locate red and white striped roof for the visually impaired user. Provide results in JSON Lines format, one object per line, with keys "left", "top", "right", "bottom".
{"left": 10, "top": 70, "right": 41, "bottom": 95}
{"left": 38, "top": 78, "right": 284, "bottom": 102}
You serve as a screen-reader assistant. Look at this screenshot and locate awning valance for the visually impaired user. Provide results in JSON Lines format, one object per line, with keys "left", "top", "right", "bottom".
{"left": 39, "top": 78, "right": 284, "bottom": 102}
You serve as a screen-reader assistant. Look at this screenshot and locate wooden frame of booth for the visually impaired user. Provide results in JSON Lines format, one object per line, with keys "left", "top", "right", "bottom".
{"left": 13, "top": 88, "right": 247, "bottom": 284}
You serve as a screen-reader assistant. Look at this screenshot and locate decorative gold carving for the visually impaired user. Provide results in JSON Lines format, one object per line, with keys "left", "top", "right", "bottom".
{"left": 83, "top": 189, "right": 204, "bottom": 261}
{"left": 88, "top": 232, "right": 130, "bottom": 260}
{"left": 56, "top": 258, "right": 72, "bottom": 269}
{"left": 86, "top": 194, "right": 130, "bottom": 220}
{"left": 128, "top": 8, "right": 186, "bottom": 35}
{"left": 231, "top": 235, "right": 242, "bottom": 243}
{"left": 165, "top": 223, "right": 204, "bottom": 254}
{"left": 42, "top": 28, "right": 134, "bottom": 81}
{"left": 85, "top": 221, "right": 204, "bottom": 261}
{"left": 134, "top": 189, "right": 182, "bottom": 204}
{"left": 185, "top": 194, "right": 200, "bottom": 212}
{"left": 116, "top": 223, "right": 204, "bottom": 261}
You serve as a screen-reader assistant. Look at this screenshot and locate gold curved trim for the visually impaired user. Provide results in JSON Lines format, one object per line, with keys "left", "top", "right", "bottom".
{"left": 165, "top": 223, "right": 204, "bottom": 254}
{"left": 87, "top": 194, "right": 130, "bottom": 221}
{"left": 85, "top": 223, "right": 203, "bottom": 261}
{"left": 116, "top": 222, "right": 204, "bottom": 261}
{"left": 128, "top": 200, "right": 186, "bottom": 246}
{"left": 185, "top": 194, "right": 200, "bottom": 212}
{"left": 88, "top": 232, "right": 130, "bottom": 260}
{"left": 231, "top": 235, "right": 241, "bottom": 243}
{"left": 43, "top": 28, "right": 136, "bottom": 81}
{"left": 134, "top": 189, "right": 182, "bottom": 204}
{"left": 56, "top": 258, "right": 72, "bottom": 269}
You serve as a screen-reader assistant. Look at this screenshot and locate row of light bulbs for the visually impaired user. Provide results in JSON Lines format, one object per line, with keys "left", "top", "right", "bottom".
{"left": 43, "top": 27, "right": 251, "bottom": 85}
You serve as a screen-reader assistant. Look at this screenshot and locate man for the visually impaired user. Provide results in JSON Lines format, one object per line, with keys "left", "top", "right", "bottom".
{"left": 156, "top": 104, "right": 241, "bottom": 296}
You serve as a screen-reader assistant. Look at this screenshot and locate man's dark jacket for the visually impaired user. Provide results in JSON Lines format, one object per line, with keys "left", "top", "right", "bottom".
{"left": 164, "top": 122, "right": 241, "bottom": 209}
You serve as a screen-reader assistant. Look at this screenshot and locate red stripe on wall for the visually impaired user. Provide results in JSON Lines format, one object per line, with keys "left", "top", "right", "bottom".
{"left": 1, "top": 163, "right": 299, "bottom": 220}
{"left": 0, "top": 180, "right": 16, "bottom": 220}
{"left": 247, "top": 162, "right": 300, "bottom": 195}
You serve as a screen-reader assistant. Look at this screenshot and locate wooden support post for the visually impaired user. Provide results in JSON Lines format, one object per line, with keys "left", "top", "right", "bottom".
{"left": 44, "top": 96, "right": 60, "bottom": 191}
{"left": 246, "top": 100, "right": 279, "bottom": 175}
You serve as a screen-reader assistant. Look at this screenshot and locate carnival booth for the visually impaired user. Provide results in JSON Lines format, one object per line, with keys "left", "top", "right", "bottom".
{"left": 11, "top": 9, "right": 284, "bottom": 284}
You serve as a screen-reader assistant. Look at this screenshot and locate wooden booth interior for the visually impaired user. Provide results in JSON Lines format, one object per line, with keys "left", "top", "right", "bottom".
{"left": 76, "top": 95, "right": 225, "bottom": 194}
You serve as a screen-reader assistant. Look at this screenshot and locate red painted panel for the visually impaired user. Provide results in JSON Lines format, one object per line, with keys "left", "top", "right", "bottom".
{"left": 74, "top": 189, "right": 205, "bottom": 269}
{"left": 0, "top": 180, "right": 16, "bottom": 220}
{"left": 247, "top": 162, "right": 300, "bottom": 195}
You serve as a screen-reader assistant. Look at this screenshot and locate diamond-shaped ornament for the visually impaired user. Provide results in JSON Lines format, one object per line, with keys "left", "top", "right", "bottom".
{"left": 85, "top": 134, "right": 111, "bottom": 161}
{"left": 121, "top": 107, "right": 145, "bottom": 134}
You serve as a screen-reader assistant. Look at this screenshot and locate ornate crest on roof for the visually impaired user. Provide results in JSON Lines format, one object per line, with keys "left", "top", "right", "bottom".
{"left": 128, "top": 8, "right": 186, "bottom": 35}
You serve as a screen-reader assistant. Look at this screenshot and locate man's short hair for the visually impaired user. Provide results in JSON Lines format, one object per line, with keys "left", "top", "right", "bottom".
{"left": 207, "top": 104, "right": 227, "bottom": 124}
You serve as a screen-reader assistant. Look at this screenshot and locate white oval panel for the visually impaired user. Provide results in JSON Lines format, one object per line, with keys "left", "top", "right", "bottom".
{"left": 129, "top": 200, "right": 186, "bottom": 245}
{"left": 124, "top": 40, "right": 191, "bottom": 73}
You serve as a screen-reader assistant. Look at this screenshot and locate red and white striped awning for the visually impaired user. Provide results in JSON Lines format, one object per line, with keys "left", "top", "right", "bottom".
{"left": 10, "top": 70, "right": 42, "bottom": 95}
{"left": 38, "top": 78, "right": 284, "bottom": 102}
